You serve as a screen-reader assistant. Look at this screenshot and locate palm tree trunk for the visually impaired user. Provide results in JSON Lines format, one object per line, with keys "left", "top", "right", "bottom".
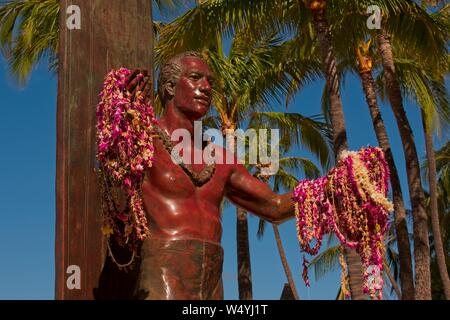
{"left": 358, "top": 70, "right": 415, "bottom": 299}
{"left": 308, "top": 2, "right": 365, "bottom": 300}
{"left": 259, "top": 175, "right": 300, "bottom": 300}
{"left": 343, "top": 247, "right": 365, "bottom": 299}
{"left": 237, "top": 207, "right": 253, "bottom": 299}
{"left": 272, "top": 224, "right": 300, "bottom": 300}
{"left": 377, "top": 26, "right": 431, "bottom": 299}
{"left": 309, "top": 5, "right": 347, "bottom": 156}
{"left": 225, "top": 124, "right": 254, "bottom": 300}
{"left": 421, "top": 111, "right": 450, "bottom": 300}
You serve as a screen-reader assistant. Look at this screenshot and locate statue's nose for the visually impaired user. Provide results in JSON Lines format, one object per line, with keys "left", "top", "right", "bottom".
{"left": 199, "top": 78, "right": 212, "bottom": 93}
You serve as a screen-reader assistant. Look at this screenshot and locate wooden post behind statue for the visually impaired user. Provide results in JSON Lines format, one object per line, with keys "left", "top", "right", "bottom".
{"left": 55, "top": 0, "right": 153, "bottom": 300}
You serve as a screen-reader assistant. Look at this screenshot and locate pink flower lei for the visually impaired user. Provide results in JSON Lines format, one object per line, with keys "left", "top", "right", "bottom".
{"left": 293, "top": 146, "right": 393, "bottom": 299}
{"left": 96, "top": 68, "right": 157, "bottom": 254}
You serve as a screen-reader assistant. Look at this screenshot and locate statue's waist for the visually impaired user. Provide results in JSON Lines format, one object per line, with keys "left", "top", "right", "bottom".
{"left": 141, "top": 236, "right": 222, "bottom": 251}
{"left": 146, "top": 218, "right": 223, "bottom": 244}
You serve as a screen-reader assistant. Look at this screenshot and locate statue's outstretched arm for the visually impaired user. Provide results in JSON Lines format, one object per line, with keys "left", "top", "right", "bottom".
{"left": 225, "top": 163, "right": 294, "bottom": 224}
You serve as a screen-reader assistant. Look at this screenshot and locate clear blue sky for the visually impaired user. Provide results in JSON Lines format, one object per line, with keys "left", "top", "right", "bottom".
{"left": 0, "top": 4, "right": 443, "bottom": 300}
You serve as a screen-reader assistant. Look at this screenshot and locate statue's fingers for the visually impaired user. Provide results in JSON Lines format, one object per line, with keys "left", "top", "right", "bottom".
{"left": 142, "top": 88, "right": 150, "bottom": 102}
{"left": 143, "top": 80, "right": 150, "bottom": 94}
{"left": 126, "top": 69, "right": 143, "bottom": 91}
{"left": 131, "top": 82, "right": 141, "bottom": 97}
{"left": 126, "top": 69, "right": 140, "bottom": 85}
{"left": 129, "top": 76, "right": 146, "bottom": 100}
{"left": 143, "top": 81, "right": 152, "bottom": 102}
{"left": 127, "top": 78, "right": 140, "bottom": 93}
{"left": 142, "top": 77, "right": 150, "bottom": 89}
{"left": 136, "top": 77, "right": 148, "bottom": 94}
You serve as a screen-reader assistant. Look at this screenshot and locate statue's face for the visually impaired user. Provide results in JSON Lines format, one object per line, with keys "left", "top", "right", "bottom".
{"left": 172, "top": 57, "right": 214, "bottom": 120}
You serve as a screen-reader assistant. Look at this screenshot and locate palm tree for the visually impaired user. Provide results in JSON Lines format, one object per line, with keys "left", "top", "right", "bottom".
{"left": 387, "top": 48, "right": 450, "bottom": 298}
{"left": 250, "top": 112, "right": 330, "bottom": 299}
{"left": 341, "top": 3, "right": 448, "bottom": 299}
{"left": 424, "top": 133, "right": 450, "bottom": 299}
{"left": 428, "top": 143, "right": 450, "bottom": 299}
{"left": 330, "top": 1, "right": 449, "bottom": 299}
{"left": 376, "top": 25, "right": 432, "bottom": 299}
{"left": 419, "top": 142, "right": 449, "bottom": 300}
{"left": 303, "top": 1, "right": 348, "bottom": 156}
{"left": 353, "top": 39, "right": 414, "bottom": 299}
{"left": 419, "top": 79, "right": 449, "bottom": 300}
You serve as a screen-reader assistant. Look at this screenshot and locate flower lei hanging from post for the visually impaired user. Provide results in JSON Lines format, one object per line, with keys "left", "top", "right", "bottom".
{"left": 96, "top": 68, "right": 157, "bottom": 265}
{"left": 293, "top": 146, "right": 393, "bottom": 299}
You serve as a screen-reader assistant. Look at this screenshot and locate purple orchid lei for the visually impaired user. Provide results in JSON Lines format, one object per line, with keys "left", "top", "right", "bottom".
{"left": 96, "top": 68, "right": 157, "bottom": 250}
{"left": 293, "top": 147, "right": 393, "bottom": 299}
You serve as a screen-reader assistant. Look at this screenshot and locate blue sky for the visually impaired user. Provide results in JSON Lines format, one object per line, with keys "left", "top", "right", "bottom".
{"left": 0, "top": 4, "right": 444, "bottom": 300}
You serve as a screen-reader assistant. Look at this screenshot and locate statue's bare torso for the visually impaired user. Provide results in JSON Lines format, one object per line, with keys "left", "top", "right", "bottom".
{"left": 142, "top": 138, "right": 232, "bottom": 244}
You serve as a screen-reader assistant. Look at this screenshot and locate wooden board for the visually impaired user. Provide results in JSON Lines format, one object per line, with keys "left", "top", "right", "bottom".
{"left": 55, "top": 0, "right": 153, "bottom": 299}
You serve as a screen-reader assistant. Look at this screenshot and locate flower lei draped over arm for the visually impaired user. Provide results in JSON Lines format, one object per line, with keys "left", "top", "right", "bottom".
{"left": 96, "top": 68, "right": 157, "bottom": 255}
{"left": 293, "top": 147, "right": 393, "bottom": 300}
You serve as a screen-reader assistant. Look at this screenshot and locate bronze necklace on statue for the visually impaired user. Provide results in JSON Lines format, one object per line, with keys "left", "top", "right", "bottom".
{"left": 153, "top": 126, "right": 216, "bottom": 187}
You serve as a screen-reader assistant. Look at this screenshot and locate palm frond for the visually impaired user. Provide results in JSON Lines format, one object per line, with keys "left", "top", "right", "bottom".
{"left": 390, "top": 55, "right": 449, "bottom": 135}
{"left": 249, "top": 111, "right": 332, "bottom": 169}
{"left": 386, "top": 1, "right": 449, "bottom": 68}
{"left": 0, "top": 0, "right": 59, "bottom": 84}
{"left": 256, "top": 218, "right": 266, "bottom": 240}
{"left": 279, "top": 156, "right": 321, "bottom": 180}
{"left": 155, "top": 0, "right": 309, "bottom": 64}
{"left": 156, "top": 0, "right": 270, "bottom": 63}
{"left": 308, "top": 244, "right": 341, "bottom": 281}
{"left": 273, "top": 168, "right": 299, "bottom": 193}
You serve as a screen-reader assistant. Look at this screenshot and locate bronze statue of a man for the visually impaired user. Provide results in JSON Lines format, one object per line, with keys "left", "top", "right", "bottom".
{"left": 97, "top": 52, "right": 295, "bottom": 300}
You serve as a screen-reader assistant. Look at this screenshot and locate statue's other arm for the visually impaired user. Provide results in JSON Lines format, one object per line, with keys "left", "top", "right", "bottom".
{"left": 225, "top": 163, "right": 295, "bottom": 224}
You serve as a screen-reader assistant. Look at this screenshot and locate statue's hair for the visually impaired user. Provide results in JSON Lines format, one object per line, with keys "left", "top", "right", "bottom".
{"left": 158, "top": 51, "right": 207, "bottom": 105}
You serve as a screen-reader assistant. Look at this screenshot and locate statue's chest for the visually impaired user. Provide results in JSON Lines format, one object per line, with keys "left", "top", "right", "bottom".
{"left": 143, "top": 140, "right": 224, "bottom": 200}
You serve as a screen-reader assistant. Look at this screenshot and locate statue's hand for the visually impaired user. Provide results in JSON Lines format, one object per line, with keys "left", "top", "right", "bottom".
{"left": 125, "top": 68, "right": 152, "bottom": 103}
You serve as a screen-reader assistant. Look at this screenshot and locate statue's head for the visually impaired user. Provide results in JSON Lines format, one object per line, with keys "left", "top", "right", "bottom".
{"left": 158, "top": 51, "right": 215, "bottom": 119}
